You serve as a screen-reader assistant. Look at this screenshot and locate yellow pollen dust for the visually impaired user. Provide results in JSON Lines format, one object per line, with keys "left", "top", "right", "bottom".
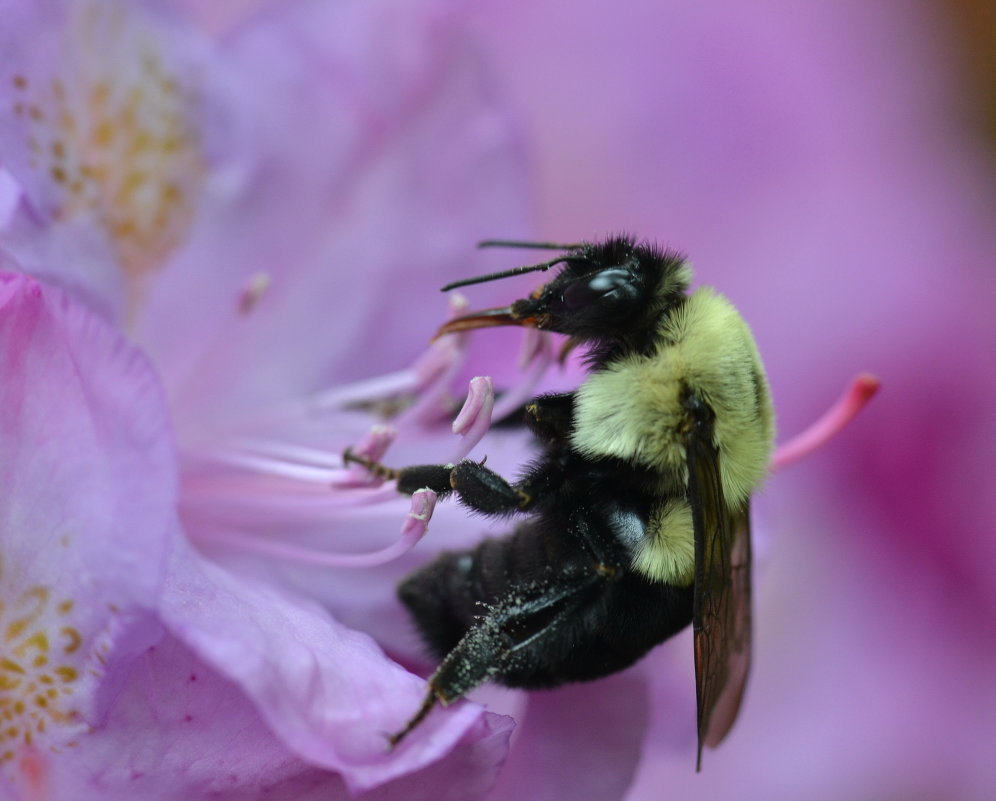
{"left": 8, "top": 5, "right": 205, "bottom": 306}
{"left": 0, "top": 562, "right": 85, "bottom": 765}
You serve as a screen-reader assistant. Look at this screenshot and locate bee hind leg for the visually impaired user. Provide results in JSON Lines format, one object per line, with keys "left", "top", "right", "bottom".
{"left": 386, "top": 689, "right": 438, "bottom": 749}
{"left": 391, "top": 567, "right": 605, "bottom": 746}
{"left": 342, "top": 448, "right": 455, "bottom": 497}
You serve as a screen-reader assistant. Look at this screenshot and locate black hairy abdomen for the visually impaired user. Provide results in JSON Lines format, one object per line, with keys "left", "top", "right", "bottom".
{"left": 398, "top": 521, "right": 574, "bottom": 661}
{"left": 398, "top": 519, "right": 694, "bottom": 689}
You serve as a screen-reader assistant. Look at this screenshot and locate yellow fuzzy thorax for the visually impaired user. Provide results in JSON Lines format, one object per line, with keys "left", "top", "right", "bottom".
{"left": 570, "top": 287, "right": 775, "bottom": 584}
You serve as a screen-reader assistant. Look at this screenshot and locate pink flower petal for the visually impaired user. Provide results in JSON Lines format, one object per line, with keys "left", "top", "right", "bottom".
{"left": 0, "top": 1, "right": 236, "bottom": 322}
{"left": 4, "top": 630, "right": 513, "bottom": 801}
{"left": 362, "top": 711, "right": 514, "bottom": 801}
{"left": 16, "top": 634, "right": 343, "bottom": 801}
{"left": 159, "top": 539, "right": 504, "bottom": 794}
{"left": 0, "top": 273, "right": 176, "bottom": 762}
{"left": 130, "top": 0, "right": 532, "bottom": 432}
{"left": 0, "top": 167, "right": 20, "bottom": 228}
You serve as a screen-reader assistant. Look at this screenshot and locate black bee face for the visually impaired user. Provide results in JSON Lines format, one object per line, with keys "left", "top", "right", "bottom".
{"left": 436, "top": 237, "right": 689, "bottom": 344}
{"left": 508, "top": 258, "right": 646, "bottom": 338}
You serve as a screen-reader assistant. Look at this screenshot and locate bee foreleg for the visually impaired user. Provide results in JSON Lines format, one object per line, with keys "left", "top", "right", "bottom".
{"left": 343, "top": 448, "right": 458, "bottom": 497}
{"left": 341, "top": 447, "right": 402, "bottom": 480}
{"left": 395, "top": 464, "right": 458, "bottom": 497}
{"left": 449, "top": 459, "right": 535, "bottom": 515}
{"left": 524, "top": 391, "right": 576, "bottom": 443}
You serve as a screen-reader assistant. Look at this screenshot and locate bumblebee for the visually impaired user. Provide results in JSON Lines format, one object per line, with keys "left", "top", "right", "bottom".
{"left": 346, "top": 236, "right": 774, "bottom": 769}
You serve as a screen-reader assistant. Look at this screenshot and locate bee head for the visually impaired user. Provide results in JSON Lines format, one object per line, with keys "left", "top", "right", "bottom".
{"left": 436, "top": 237, "right": 691, "bottom": 345}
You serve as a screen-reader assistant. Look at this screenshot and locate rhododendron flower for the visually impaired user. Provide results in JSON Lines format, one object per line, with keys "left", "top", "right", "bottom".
{"left": 0, "top": 274, "right": 518, "bottom": 801}
{"left": 0, "top": 0, "right": 530, "bottom": 798}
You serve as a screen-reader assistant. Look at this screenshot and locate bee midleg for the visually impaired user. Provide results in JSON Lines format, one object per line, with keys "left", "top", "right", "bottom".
{"left": 393, "top": 562, "right": 694, "bottom": 746}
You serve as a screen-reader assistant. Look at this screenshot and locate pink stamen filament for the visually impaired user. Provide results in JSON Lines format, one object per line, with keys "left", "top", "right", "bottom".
{"left": 193, "top": 450, "right": 347, "bottom": 484}
{"left": 223, "top": 305, "right": 471, "bottom": 433}
{"left": 181, "top": 482, "right": 400, "bottom": 513}
{"left": 184, "top": 429, "right": 400, "bottom": 490}
{"left": 230, "top": 439, "right": 348, "bottom": 468}
{"left": 771, "top": 373, "right": 880, "bottom": 471}
{"left": 304, "top": 331, "right": 466, "bottom": 416}
{"left": 293, "top": 370, "right": 421, "bottom": 413}
{"left": 194, "top": 489, "right": 437, "bottom": 568}
{"left": 450, "top": 376, "right": 495, "bottom": 460}
{"left": 178, "top": 306, "right": 482, "bottom": 568}
{"left": 389, "top": 295, "right": 474, "bottom": 427}
{"left": 490, "top": 328, "right": 554, "bottom": 422}
{"left": 393, "top": 336, "right": 468, "bottom": 427}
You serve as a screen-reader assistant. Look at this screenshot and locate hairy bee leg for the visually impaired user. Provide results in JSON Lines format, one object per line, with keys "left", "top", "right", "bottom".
{"left": 342, "top": 448, "right": 456, "bottom": 497}
{"left": 524, "top": 391, "right": 575, "bottom": 442}
{"left": 449, "top": 460, "right": 535, "bottom": 514}
{"left": 395, "top": 464, "right": 456, "bottom": 497}
{"left": 392, "top": 569, "right": 605, "bottom": 744}
{"left": 386, "top": 690, "right": 438, "bottom": 749}
{"left": 343, "top": 450, "right": 548, "bottom": 512}
{"left": 341, "top": 447, "right": 400, "bottom": 480}
{"left": 436, "top": 570, "right": 607, "bottom": 695}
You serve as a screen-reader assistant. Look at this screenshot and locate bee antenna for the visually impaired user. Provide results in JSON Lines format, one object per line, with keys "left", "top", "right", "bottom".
{"left": 477, "top": 239, "right": 584, "bottom": 251}
{"left": 441, "top": 257, "right": 573, "bottom": 292}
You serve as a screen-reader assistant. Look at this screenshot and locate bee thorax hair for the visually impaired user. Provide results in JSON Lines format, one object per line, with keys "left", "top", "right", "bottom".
{"left": 570, "top": 287, "right": 775, "bottom": 508}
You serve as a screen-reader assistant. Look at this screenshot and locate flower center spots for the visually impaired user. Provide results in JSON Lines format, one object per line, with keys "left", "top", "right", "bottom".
{"left": 8, "top": 4, "right": 204, "bottom": 291}
{"left": 0, "top": 555, "right": 84, "bottom": 767}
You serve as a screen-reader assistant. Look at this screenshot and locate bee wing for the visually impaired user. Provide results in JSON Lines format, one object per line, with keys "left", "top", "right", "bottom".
{"left": 686, "top": 406, "right": 753, "bottom": 772}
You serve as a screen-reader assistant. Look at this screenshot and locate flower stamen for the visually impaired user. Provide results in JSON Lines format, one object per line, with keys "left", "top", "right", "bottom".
{"left": 336, "top": 426, "right": 398, "bottom": 487}
{"left": 392, "top": 334, "right": 469, "bottom": 428}
{"left": 490, "top": 328, "right": 554, "bottom": 423}
{"left": 193, "top": 490, "right": 437, "bottom": 568}
{"left": 772, "top": 374, "right": 880, "bottom": 470}
{"left": 230, "top": 295, "right": 473, "bottom": 434}
{"left": 450, "top": 376, "right": 495, "bottom": 460}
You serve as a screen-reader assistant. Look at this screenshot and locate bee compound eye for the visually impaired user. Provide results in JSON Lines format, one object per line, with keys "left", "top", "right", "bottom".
{"left": 558, "top": 268, "right": 636, "bottom": 312}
